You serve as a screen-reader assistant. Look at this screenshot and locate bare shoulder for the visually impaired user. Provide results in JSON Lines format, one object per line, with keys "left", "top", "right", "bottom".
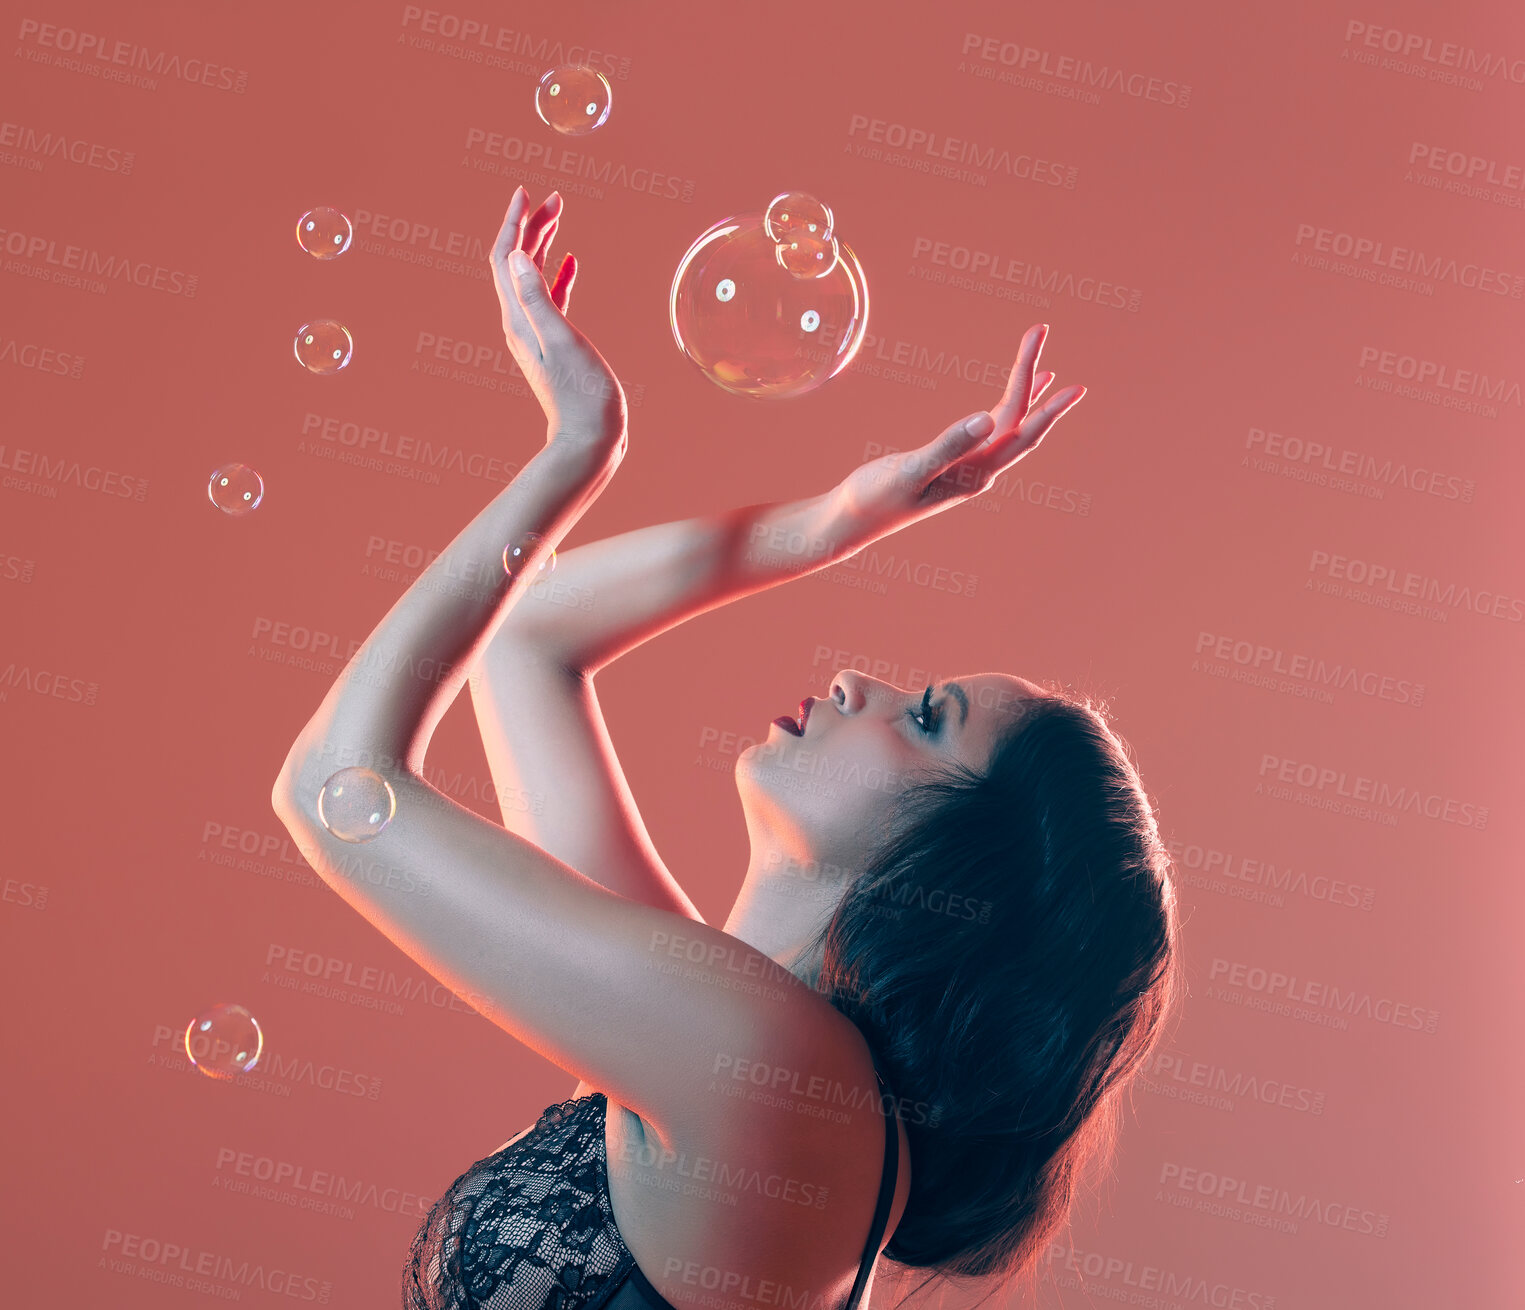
{"left": 602, "top": 1000, "right": 913, "bottom": 1310}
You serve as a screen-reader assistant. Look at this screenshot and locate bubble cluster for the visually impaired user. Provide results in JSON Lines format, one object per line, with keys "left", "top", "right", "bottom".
{"left": 764, "top": 192, "right": 834, "bottom": 243}
{"left": 504, "top": 532, "right": 556, "bottom": 578}
{"left": 670, "top": 192, "right": 868, "bottom": 399}
{"left": 184, "top": 1003, "right": 264, "bottom": 1080}
{"left": 207, "top": 463, "right": 264, "bottom": 515}
{"left": 317, "top": 767, "right": 396, "bottom": 843}
{"left": 294, "top": 320, "right": 353, "bottom": 374}
{"left": 535, "top": 65, "right": 612, "bottom": 135}
{"left": 296, "top": 206, "right": 352, "bottom": 259}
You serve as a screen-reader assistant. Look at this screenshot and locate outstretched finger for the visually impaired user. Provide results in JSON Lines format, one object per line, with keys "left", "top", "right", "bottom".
{"left": 548, "top": 252, "right": 577, "bottom": 313}
{"left": 988, "top": 324, "right": 1049, "bottom": 435}
{"left": 902, "top": 409, "right": 1003, "bottom": 491}
{"left": 527, "top": 196, "right": 563, "bottom": 268}
{"left": 957, "top": 383, "right": 1085, "bottom": 481}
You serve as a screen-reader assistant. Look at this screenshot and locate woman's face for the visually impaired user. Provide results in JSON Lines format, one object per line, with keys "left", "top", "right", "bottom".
{"left": 735, "top": 669, "right": 1044, "bottom": 868}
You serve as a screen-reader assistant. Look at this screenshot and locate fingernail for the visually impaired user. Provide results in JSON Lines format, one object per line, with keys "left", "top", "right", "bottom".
{"left": 509, "top": 249, "right": 532, "bottom": 273}
{"left": 965, "top": 412, "right": 995, "bottom": 438}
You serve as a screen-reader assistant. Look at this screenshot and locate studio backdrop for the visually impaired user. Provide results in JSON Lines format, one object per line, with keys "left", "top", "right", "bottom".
{"left": 1, "top": 2, "right": 1519, "bottom": 1308}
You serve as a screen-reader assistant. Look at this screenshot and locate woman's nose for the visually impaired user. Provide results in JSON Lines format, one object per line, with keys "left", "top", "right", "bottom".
{"left": 828, "top": 671, "right": 860, "bottom": 712}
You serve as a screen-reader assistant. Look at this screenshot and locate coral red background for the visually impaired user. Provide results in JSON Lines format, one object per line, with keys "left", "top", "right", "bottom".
{"left": 2, "top": 2, "right": 1521, "bottom": 1306}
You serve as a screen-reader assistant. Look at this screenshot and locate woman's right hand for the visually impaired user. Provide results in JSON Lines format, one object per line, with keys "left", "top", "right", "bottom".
{"left": 824, "top": 323, "right": 1084, "bottom": 550}
{"left": 492, "top": 186, "right": 628, "bottom": 465}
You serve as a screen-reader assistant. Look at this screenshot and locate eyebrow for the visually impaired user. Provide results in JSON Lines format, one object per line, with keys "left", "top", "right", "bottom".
{"left": 939, "top": 681, "right": 969, "bottom": 729}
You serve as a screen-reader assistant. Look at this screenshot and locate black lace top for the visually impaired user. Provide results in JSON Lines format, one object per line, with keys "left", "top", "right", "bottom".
{"left": 402, "top": 1073, "right": 900, "bottom": 1310}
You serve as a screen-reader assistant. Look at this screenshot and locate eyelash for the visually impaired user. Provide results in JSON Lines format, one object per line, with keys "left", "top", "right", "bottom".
{"left": 907, "top": 685, "right": 942, "bottom": 735}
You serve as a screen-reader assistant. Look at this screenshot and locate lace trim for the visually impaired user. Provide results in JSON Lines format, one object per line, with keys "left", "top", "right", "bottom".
{"left": 401, "top": 1092, "right": 635, "bottom": 1310}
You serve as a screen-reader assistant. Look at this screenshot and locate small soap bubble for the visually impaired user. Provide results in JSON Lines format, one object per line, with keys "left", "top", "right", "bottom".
{"left": 208, "top": 463, "right": 264, "bottom": 515}
{"left": 504, "top": 532, "right": 556, "bottom": 578}
{"left": 535, "top": 65, "right": 612, "bottom": 135}
{"left": 184, "top": 1003, "right": 263, "bottom": 1080}
{"left": 296, "top": 206, "right": 352, "bottom": 259}
{"left": 764, "top": 192, "right": 834, "bottom": 243}
{"left": 776, "top": 234, "right": 839, "bottom": 280}
{"left": 670, "top": 204, "right": 868, "bottom": 399}
{"left": 317, "top": 767, "right": 396, "bottom": 843}
{"left": 294, "top": 320, "right": 353, "bottom": 374}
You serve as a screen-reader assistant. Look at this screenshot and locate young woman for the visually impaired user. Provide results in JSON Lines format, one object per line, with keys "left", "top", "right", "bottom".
{"left": 270, "top": 186, "right": 1183, "bottom": 1310}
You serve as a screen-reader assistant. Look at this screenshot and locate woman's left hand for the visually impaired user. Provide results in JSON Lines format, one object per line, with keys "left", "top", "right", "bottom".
{"left": 492, "top": 185, "right": 628, "bottom": 463}
{"left": 826, "top": 322, "right": 1084, "bottom": 547}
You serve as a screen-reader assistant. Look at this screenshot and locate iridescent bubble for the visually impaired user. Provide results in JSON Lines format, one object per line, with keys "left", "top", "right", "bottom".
{"left": 535, "top": 65, "right": 612, "bottom": 135}
{"left": 295, "top": 320, "right": 353, "bottom": 374}
{"left": 317, "top": 767, "right": 396, "bottom": 843}
{"left": 776, "top": 233, "right": 839, "bottom": 280}
{"left": 208, "top": 463, "right": 264, "bottom": 515}
{"left": 184, "top": 1002, "right": 263, "bottom": 1080}
{"left": 764, "top": 192, "right": 834, "bottom": 243}
{"left": 504, "top": 532, "right": 556, "bottom": 578}
{"left": 670, "top": 208, "right": 869, "bottom": 399}
{"left": 296, "top": 206, "right": 352, "bottom": 259}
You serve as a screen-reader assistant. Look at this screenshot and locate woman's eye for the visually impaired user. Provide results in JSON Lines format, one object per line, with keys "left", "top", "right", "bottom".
{"left": 907, "top": 687, "right": 940, "bottom": 734}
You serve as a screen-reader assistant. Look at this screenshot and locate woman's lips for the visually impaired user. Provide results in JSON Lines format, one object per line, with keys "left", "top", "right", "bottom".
{"left": 771, "top": 696, "right": 814, "bottom": 737}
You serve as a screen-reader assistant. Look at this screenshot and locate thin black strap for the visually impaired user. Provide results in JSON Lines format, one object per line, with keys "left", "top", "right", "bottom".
{"left": 841, "top": 1066, "right": 899, "bottom": 1310}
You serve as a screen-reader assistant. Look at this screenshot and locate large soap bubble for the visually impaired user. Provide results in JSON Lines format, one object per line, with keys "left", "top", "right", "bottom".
{"left": 669, "top": 193, "right": 868, "bottom": 400}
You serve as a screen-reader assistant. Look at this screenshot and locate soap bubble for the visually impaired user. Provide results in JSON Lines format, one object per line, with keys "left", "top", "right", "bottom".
{"left": 535, "top": 65, "right": 612, "bottom": 135}
{"left": 317, "top": 767, "right": 396, "bottom": 843}
{"left": 776, "top": 233, "right": 839, "bottom": 279}
{"left": 764, "top": 192, "right": 833, "bottom": 243}
{"left": 296, "top": 206, "right": 352, "bottom": 259}
{"left": 670, "top": 206, "right": 868, "bottom": 399}
{"left": 295, "top": 320, "right": 353, "bottom": 374}
{"left": 184, "top": 1003, "right": 263, "bottom": 1080}
{"left": 504, "top": 532, "right": 556, "bottom": 578}
{"left": 208, "top": 463, "right": 264, "bottom": 515}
